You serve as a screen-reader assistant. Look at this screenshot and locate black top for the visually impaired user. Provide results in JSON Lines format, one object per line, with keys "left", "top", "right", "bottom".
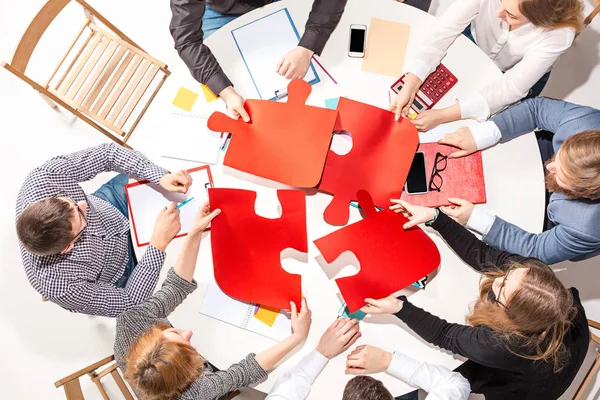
{"left": 395, "top": 212, "right": 589, "bottom": 400}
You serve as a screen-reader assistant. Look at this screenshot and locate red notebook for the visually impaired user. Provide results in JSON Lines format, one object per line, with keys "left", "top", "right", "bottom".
{"left": 400, "top": 143, "right": 486, "bottom": 207}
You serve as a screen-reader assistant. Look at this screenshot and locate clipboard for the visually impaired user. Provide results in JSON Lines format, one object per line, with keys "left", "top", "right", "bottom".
{"left": 125, "top": 166, "right": 214, "bottom": 247}
{"left": 231, "top": 8, "right": 320, "bottom": 100}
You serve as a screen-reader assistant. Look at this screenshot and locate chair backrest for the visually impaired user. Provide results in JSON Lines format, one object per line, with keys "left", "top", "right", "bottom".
{"left": 54, "top": 355, "right": 135, "bottom": 400}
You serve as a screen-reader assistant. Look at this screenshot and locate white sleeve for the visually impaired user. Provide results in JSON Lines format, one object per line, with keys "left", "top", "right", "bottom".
{"left": 386, "top": 351, "right": 471, "bottom": 400}
{"left": 466, "top": 208, "right": 496, "bottom": 235}
{"left": 404, "top": 0, "right": 481, "bottom": 81}
{"left": 470, "top": 121, "right": 502, "bottom": 150}
{"left": 457, "top": 29, "right": 575, "bottom": 120}
{"left": 265, "top": 350, "right": 329, "bottom": 400}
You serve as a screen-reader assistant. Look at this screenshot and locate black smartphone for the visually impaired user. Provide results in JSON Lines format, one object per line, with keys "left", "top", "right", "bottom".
{"left": 348, "top": 24, "right": 367, "bottom": 58}
{"left": 405, "top": 152, "right": 428, "bottom": 194}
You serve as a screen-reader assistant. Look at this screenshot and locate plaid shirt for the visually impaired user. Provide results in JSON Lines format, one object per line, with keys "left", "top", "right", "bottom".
{"left": 16, "top": 144, "right": 169, "bottom": 317}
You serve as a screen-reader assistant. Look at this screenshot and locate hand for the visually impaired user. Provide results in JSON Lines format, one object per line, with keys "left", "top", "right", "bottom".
{"left": 219, "top": 86, "right": 250, "bottom": 122}
{"left": 345, "top": 345, "right": 393, "bottom": 375}
{"left": 438, "top": 126, "right": 477, "bottom": 158}
{"left": 440, "top": 198, "right": 474, "bottom": 226}
{"left": 411, "top": 109, "right": 445, "bottom": 132}
{"left": 389, "top": 199, "right": 436, "bottom": 229}
{"left": 160, "top": 170, "right": 193, "bottom": 194}
{"left": 276, "top": 46, "right": 314, "bottom": 80}
{"left": 389, "top": 73, "right": 421, "bottom": 121}
{"left": 189, "top": 200, "right": 221, "bottom": 235}
{"left": 150, "top": 202, "right": 181, "bottom": 251}
{"left": 360, "top": 296, "right": 403, "bottom": 315}
{"left": 290, "top": 297, "right": 312, "bottom": 343}
{"left": 315, "top": 318, "right": 361, "bottom": 359}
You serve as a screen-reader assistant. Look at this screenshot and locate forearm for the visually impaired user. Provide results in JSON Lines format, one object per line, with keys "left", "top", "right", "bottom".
{"left": 298, "top": 0, "right": 347, "bottom": 55}
{"left": 434, "top": 103, "right": 461, "bottom": 124}
{"left": 174, "top": 231, "right": 202, "bottom": 282}
{"left": 255, "top": 336, "right": 302, "bottom": 371}
{"left": 124, "top": 246, "right": 166, "bottom": 303}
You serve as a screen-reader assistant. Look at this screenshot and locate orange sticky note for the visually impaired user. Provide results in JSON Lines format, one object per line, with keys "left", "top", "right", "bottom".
{"left": 201, "top": 84, "right": 218, "bottom": 103}
{"left": 172, "top": 87, "right": 199, "bottom": 112}
{"left": 254, "top": 305, "right": 280, "bottom": 327}
{"left": 361, "top": 18, "right": 410, "bottom": 77}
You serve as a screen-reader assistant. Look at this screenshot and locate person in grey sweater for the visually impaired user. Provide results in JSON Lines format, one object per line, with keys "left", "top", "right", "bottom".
{"left": 114, "top": 201, "right": 313, "bottom": 399}
{"left": 170, "top": 0, "right": 347, "bottom": 123}
{"left": 434, "top": 97, "right": 600, "bottom": 264}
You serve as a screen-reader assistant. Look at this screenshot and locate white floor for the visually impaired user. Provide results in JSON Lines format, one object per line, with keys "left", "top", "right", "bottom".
{"left": 0, "top": 0, "right": 599, "bottom": 399}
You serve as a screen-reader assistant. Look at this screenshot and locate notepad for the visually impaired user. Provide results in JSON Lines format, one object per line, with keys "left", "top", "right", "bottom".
{"left": 361, "top": 19, "right": 410, "bottom": 77}
{"left": 125, "top": 166, "right": 213, "bottom": 247}
{"left": 231, "top": 8, "right": 320, "bottom": 100}
{"left": 172, "top": 87, "right": 199, "bottom": 112}
{"left": 200, "top": 280, "right": 291, "bottom": 341}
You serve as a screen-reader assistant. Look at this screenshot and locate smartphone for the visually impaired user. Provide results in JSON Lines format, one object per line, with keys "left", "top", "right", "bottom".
{"left": 348, "top": 24, "right": 367, "bottom": 58}
{"left": 405, "top": 152, "right": 428, "bottom": 195}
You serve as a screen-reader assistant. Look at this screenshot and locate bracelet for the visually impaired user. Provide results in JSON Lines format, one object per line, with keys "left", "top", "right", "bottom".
{"left": 425, "top": 208, "right": 440, "bottom": 226}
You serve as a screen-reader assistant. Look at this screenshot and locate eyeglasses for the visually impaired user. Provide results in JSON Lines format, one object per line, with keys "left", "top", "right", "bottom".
{"left": 67, "top": 198, "right": 87, "bottom": 243}
{"left": 428, "top": 152, "right": 448, "bottom": 192}
{"left": 494, "top": 265, "right": 515, "bottom": 309}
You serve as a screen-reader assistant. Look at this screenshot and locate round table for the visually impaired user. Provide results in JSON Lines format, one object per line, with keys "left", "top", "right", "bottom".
{"left": 133, "top": 0, "right": 546, "bottom": 397}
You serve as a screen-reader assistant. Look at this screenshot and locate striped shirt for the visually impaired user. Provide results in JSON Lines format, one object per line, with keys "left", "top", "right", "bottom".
{"left": 16, "top": 143, "right": 169, "bottom": 317}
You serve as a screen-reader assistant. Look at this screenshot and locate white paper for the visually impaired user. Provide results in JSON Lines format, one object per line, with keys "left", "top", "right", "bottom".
{"left": 199, "top": 280, "right": 291, "bottom": 342}
{"left": 232, "top": 8, "right": 318, "bottom": 100}
{"left": 126, "top": 167, "right": 212, "bottom": 246}
{"left": 160, "top": 111, "right": 221, "bottom": 164}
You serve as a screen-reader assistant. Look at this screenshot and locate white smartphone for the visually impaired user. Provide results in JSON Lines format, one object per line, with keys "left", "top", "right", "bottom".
{"left": 348, "top": 24, "right": 367, "bottom": 58}
{"left": 405, "top": 152, "right": 428, "bottom": 195}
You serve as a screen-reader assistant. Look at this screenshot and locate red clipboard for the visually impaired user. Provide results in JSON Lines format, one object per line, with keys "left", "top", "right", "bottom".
{"left": 125, "top": 165, "right": 214, "bottom": 247}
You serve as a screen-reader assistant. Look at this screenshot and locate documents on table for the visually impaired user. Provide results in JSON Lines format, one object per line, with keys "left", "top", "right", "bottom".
{"left": 231, "top": 8, "right": 320, "bottom": 100}
{"left": 125, "top": 166, "right": 213, "bottom": 247}
{"left": 361, "top": 18, "right": 411, "bottom": 77}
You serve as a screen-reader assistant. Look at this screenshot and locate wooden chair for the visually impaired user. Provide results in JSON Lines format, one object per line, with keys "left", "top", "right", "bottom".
{"left": 55, "top": 355, "right": 134, "bottom": 400}
{"left": 574, "top": 319, "right": 600, "bottom": 399}
{"left": 1, "top": 0, "right": 170, "bottom": 149}
{"left": 585, "top": 0, "right": 600, "bottom": 26}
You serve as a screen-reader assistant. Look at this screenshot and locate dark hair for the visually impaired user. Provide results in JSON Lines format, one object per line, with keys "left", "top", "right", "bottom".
{"left": 16, "top": 198, "right": 74, "bottom": 255}
{"left": 342, "top": 376, "right": 394, "bottom": 400}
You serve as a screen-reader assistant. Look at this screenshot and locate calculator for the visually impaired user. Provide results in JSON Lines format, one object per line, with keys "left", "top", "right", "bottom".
{"left": 390, "top": 63, "right": 458, "bottom": 117}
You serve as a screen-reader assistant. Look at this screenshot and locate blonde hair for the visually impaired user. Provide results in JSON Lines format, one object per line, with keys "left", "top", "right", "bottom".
{"left": 466, "top": 259, "right": 577, "bottom": 372}
{"left": 559, "top": 130, "right": 600, "bottom": 200}
{"left": 124, "top": 324, "right": 204, "bottom": 399}
{"left": 519, "top": 0, "right": 585, "bottom": 33}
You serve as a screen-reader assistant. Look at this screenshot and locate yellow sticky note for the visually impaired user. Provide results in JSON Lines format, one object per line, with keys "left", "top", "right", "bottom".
{"left": 172, "top": 86, "right": 199, "bottom": 112}
{"left": 254, "top": 305, "right": 280, "bottom": 327}
{"left": 201, "top": 84, "right": 218, "bottom": 103}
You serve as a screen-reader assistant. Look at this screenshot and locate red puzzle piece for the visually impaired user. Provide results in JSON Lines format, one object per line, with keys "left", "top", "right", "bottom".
{"left": 313, "top": 190, "right": 440, "bottom": 313}
{"left": 208, "top": 188, "right": 307, "bottom": 309}
{"left": 318, "top": 97, "right": 419, "bottom": 225}
{"left": 207, "top": 80, "right": 337, "bottom": 187}
{"left": 400, "top": 142, "right": 486, "bottom": 207}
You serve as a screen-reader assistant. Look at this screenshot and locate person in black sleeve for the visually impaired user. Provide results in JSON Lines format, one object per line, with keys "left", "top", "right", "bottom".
{"left": 358, "top": 199, "right": 589, "bottom": 400}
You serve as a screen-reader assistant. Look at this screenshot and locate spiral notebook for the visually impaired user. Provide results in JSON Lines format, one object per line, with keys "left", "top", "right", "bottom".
{"left": 199, "top": 280, "right": 291, "bottom": 341}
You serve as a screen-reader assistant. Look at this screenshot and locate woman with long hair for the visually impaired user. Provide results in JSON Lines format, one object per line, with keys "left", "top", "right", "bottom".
{"left": 114, "top": 201, "right": 312, "bottom": 400}
{"left": 391, "top": 0, "right": 585, "bottom": 131}
{"left": 354, "top": 200, "right": 589, "bottom": 400}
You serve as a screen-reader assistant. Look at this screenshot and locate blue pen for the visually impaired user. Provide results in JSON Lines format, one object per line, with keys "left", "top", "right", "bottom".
{"left": 176, "top": 197, "right": 195, "bottom": 209}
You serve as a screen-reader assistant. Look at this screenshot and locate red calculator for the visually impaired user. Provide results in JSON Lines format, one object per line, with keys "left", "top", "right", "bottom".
{"left": 390, "top": 63, "right": 458, "bottom": 117}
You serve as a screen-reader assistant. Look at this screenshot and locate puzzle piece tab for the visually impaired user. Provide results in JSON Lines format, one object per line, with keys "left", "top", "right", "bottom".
{"left": 208, "top": 188, "right": 308, "bottom": 309}
{"left": 207, "top": 80, "right": 337, "bottom": 187}
{"left": 314, "top": 190, "right": 440, "bottom": 313}
{"left": 317, "top": 97, "right": 419, "bottom": 225}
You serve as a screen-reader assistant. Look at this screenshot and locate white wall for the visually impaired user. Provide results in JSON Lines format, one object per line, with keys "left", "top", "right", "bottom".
{"left": 0, "top": 0, "right": 598, "bottom": 399}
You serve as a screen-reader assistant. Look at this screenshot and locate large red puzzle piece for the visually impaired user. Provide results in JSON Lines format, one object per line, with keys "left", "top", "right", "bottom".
{"left": 400, "top": 142, "right": 487, "bottom": 207}
{"left": 207, "top": 80, "right": 337, "bottom": 187}
{"left": 317, "top": 97, "right": 419, "bottom": 225}
{"left": 313, "top": 190, "right": 440, "bottom": 313}
{"left": 208, "top": 188, "right": 307, "bottom": 309}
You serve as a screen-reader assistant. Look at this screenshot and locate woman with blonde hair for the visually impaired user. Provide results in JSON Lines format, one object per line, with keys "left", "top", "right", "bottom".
{"left": 356, "top": 200, "right": 589, "bottom": 400}
{"left": 114, "top": 201, "right": 312, "bottom": 399}
{"left": 391, "top": 0, "right": 585, "bottom": 131}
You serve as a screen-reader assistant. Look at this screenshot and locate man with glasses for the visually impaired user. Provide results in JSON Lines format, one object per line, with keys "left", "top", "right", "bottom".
{"left": 16, "top": 144, "right": 191, "bottom": 317}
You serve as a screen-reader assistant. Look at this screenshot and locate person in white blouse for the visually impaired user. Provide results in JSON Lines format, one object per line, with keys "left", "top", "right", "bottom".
{"left": 391, "top": 0, "right": 584, "bottom": 131}
{"left": 266, "top": 318, "right": 471, "bottom": 400}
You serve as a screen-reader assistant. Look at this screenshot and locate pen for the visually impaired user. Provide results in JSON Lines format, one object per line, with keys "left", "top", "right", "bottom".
{"left": 176, "top": 197, "right": 195, "bottom": 209}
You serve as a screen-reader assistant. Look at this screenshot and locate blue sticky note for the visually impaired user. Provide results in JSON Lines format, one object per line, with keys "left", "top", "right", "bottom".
{"left": 338, "top": 303, "right": 367, "bottom": 322}
{"left": 324, "top": 97, "right": 340, "bottom": 110}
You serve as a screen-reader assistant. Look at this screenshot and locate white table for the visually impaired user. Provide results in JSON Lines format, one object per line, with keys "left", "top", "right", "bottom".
{"left": 132, "top": 0, "right": 545, "bottom": 397}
